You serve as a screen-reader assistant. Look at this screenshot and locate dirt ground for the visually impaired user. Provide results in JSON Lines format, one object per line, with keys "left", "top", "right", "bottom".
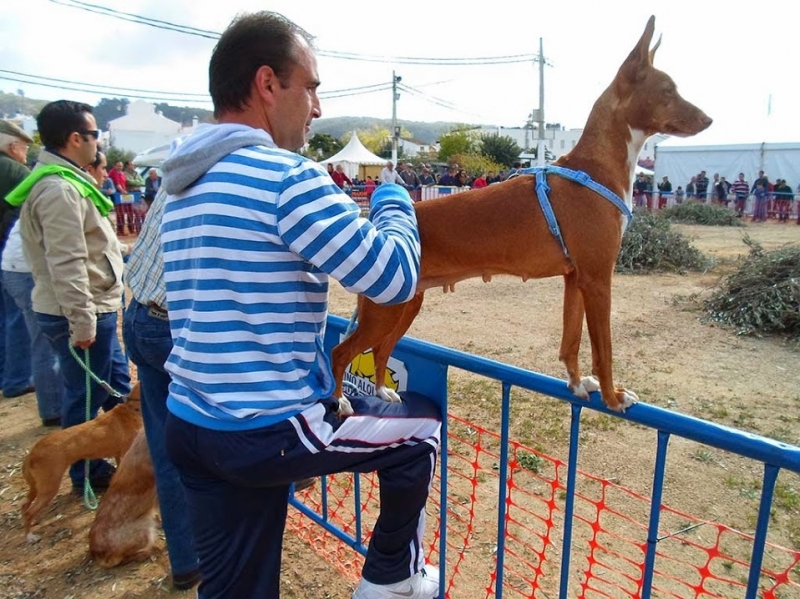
{"left": 0, "top": 221, "right": 798, "bottom": 598}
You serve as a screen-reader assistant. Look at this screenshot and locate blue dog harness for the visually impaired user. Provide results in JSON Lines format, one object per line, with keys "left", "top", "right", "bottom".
{"left": 513, "top": 166, "right": 633, "bottom": 259}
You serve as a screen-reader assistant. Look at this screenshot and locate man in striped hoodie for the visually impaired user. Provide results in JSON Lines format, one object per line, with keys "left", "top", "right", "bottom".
{"left": 161, "top": 11, "right": 441, "bottom": 599}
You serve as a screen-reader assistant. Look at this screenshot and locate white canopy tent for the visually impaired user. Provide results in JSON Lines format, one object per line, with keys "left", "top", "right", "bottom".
{"left": 655, "top": 119, "right": 800, "bottom": 188}
{"left": 320, "top": 132, "right": 386, "bottom": 179}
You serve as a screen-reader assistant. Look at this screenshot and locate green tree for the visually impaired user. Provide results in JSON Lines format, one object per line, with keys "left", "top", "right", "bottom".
{"left": 437, "top": 128, "right": 478, "bottom": 162}
{"left": 480, "top": 134, "right": 522, "bottom": 168}
{"left": 25, "top": 131, "right": 42, "bottom": 166}
{"left": 307, "top": 133, "right": 343, "bottom": 160}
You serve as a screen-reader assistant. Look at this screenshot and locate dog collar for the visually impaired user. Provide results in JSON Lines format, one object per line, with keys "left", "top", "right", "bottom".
{"left": 516, "top": 166, "right": 633, "bottom": 258}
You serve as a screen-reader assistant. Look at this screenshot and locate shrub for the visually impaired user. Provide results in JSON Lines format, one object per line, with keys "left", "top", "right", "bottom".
{"left": 660, "top": 200, "right": 743, "bottom": 227}
{"left": 704, "top": 236, "right": 800, "bottom": 340}
{"left": 616, "top": 208, "right": 710, "bottom": 274}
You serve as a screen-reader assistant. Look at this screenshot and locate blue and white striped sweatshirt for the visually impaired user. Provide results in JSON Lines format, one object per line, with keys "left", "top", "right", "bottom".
{"left": 160, "top": 124, "right": 420, "bottom": 431}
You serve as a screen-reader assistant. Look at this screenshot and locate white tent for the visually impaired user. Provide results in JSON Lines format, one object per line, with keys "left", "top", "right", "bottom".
{"left": 320, "top": 132, "right": 386, "bottom": 179}
{"left": 655, "top": 119, "right": 800, "bottom": 189}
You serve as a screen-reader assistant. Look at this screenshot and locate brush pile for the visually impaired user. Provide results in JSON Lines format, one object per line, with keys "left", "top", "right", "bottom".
{"left": 660, "top": 201, "right": 743, "bottom": 226}
{"left": 616, "top": 208, "right": 709, "bottom": 274}
{"left": 704, "top": 236, "right": 800, "bottom": 341}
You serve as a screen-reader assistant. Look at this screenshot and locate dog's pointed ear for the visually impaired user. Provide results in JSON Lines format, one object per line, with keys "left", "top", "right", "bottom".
{"left": 627, "top": 15, "right": 655, "bottom": 67}
{"left": 649, "top": 34, "right": 662, "bottom": 65}
{"left": 616, "top": 15, "right": 656, "bottom": 91}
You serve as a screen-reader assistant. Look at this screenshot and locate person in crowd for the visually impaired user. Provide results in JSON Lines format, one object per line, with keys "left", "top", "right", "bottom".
{"left": 332, "top": 164, "right": 353, "bottom": 189}
{"left": 123, "top": 161, "right": 145, "bottom": 233}
{"left": 695, "top": 170, "right": 709, "bottom": 202}
{"left": 418, "top": 166, "right": 435, "bottom": 186}
{"left": 123, "top": 160, "right": 145, "bottom": 193}
{"left": 503, "top": 161, "right": 522, "bottom": 180}
{"left": 143, "top": 167, "right": 161, "bottom": 208}
{"left": 108, "top": 160, "right": 134, "bottom": 236}
{"left": 686, "top": 176, "right": 696, "bottom": 200}
{"left": 752, "top": 181, "right": 768, "bottom": 222}
{"left": 774, "top": 178, "right": 793, "bottom": 223}
{"left": 454, "top": 169, "right": 469, "bottom": 188}
{"left": 84, "top": 148, "right": 108, "bottom": 189}
{"left": 378, "top": 160, "right": 404, "bottom": 185}
{"left": 714, "top": 176, "right": 730, "bottom": 206}
{"left": 657, "top": 175, "right": 672, "bottom": 208}
{"left": 159, "top": 12, "right": 441, "bottom": 599}
{"left": 9, "top": 100, "right": 130, "bottom": 492}
{"left": 398, "top": 162, "right": 420, "bottom": 189}
{"left": 438, "top": 164, "right": 457, "bottom": 186}
{"left": 122, "top": 187, "right": 201, "bottom": 591}
{"left": 471, "top": 171, "right": 488, "bottom": 189}
{"left": 634, "top": 173, "right": 650, "bottom": 208}
{"left": 674, "top": 185, "right": 684, "bottom": 204}
{"left": 0, "top": 120, "right": 36, "bottom": 399}
{"left": 486, "top": 170, "right": 501, "bottom": 185}
{"left": 730, "top": 172, "right": 749, "bottom": 217}
{"left": 364, "top": 175, "right": 376, "bottom": 200}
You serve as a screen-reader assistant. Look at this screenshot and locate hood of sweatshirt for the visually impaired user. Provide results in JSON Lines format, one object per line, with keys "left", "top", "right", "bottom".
{"left": 161, "top": 123, "right": 277, "bottom": 195}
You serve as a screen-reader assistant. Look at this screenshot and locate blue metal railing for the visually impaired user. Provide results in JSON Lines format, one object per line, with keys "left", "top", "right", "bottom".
{"left": 288, "top": 314, "right": 800, "bottom": 598}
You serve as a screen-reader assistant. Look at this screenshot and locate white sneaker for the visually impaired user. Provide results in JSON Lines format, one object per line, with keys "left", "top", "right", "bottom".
{"left": 352, "top": 564, "right": 440, "bottom": 599}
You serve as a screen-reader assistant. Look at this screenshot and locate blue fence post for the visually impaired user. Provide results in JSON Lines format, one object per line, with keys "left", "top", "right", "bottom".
{"left": 745, "top": 463, "right": 780, "bottom": 598}
{"left": 558, "top": 402, "right": 583, "bottom": 599}
{"left": 493, "top": 382, "right": 513, "bottom": 599}
{"left": 641, "top": 430, "right": 671, "bottom": 598}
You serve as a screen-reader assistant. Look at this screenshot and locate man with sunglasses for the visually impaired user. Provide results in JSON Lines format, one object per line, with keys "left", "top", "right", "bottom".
{"left": 10, "top": 100, "right": 130, "bottom": 493}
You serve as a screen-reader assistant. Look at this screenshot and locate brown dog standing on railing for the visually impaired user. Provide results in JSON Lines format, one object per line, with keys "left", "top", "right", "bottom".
{"left": 331, "top": 17, "right": 712, "bottom": 414}
{"left": 89, "top": 430, "right": 158, "bottom": 567}
{"left": 21, "top": 383, "right": 142, "bottom": 539}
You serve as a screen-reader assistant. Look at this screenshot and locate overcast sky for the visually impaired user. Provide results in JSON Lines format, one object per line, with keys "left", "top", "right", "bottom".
{"left": 2, "top": 0, "right": 799, "bottom": 138}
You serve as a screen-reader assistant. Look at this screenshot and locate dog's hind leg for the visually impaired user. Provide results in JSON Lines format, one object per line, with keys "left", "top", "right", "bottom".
{"left": 371, "top": 294, "right": 424, "bottom": 403}
{"left": 580, "top": 279, "right": 638, "bottom": 412}
{"left": 559, "top": 272, "right": 598, "bottom": 400}
{"left": 330, "top": 299, "right": 411, "bottom": 415}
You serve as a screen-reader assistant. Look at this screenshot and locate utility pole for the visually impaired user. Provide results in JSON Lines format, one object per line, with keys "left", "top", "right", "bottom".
{"left": 536, "top": 37, "right": 546, "bottom": 166}
{"left": 391, "top": 71, "right": 402, "bottom": 165}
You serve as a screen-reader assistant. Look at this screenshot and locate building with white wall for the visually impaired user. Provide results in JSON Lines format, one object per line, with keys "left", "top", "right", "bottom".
{"left": 108, "top": 100, "right": 182, "bottom": 154}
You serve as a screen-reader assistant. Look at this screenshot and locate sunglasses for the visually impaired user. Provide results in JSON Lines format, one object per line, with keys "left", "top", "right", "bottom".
{"left": 78, "top": 129, "right": 100, "bottom": 140}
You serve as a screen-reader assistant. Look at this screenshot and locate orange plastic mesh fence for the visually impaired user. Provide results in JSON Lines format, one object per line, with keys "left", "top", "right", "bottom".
{"left": 286, "top": 413, "right": 800, "bottom": 598}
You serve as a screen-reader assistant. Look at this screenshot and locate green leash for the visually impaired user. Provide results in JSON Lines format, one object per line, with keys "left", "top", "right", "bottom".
{"left": 68, "top": 345, "right": 126, "bottom": 511}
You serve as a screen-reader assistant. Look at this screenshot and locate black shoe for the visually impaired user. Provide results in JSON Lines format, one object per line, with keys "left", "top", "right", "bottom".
{"left": 172, "top": 568, "right": 202, "bottom": 591}
{"left": 41, "top": 417, "right": 61, "bottom": 427}
{"left": 4, "top": 385, "right": 35, "bottom": 399}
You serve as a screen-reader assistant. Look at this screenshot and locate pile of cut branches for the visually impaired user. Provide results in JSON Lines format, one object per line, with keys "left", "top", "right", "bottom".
{"left": 616, "top": 208, "right": 710, "bottom": 274}
{"left": 704, "top": 236, "right": 800, "bottom": 340}
{"left": 660, "top": 201, "right": 743, "bottom": 227}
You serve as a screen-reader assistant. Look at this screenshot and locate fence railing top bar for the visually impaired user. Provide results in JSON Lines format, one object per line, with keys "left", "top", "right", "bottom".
{"left": 327, "top": 315, "right": 800, "bottom": 474}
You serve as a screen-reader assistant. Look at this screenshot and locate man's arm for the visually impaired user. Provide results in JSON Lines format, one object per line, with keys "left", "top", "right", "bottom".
{"left": 32, "top": 180, "right": 97, "bottom": 344}
{"left": 278, "top": 163, "right": 419, "bottom": 306}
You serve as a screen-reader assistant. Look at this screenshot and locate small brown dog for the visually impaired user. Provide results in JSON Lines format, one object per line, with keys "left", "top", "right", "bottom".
{"left": 89, "top": 429, "right": 159, "bottom": 567}
{"left": 21, "top": 383, "right": 143, "bottom": 539}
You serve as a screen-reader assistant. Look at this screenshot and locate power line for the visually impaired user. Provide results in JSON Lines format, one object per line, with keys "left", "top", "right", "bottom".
{"left": 0, "top": 69, "right": 208, "bottom": 98}
{"left": 0, "top": 70, "right": 397, "bottom": 103}
{"left": 50, "top": 0, "right": 540, "bottom": 66}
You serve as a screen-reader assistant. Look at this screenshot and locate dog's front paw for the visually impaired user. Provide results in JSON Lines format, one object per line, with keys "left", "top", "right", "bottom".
{"left": 619, "top": 388, "right": 639, "bottom": 410}
{"left": 377, "top": 386, "right": 402, "bottom": 403}
{"left": 607, "top": 388, "right": 639, "bottom": 412}
{"left": 337, "top": 396, "right": 354, "bottom": 417}
{"left": 570, "top": 376, "right": 600, "bottom": 400}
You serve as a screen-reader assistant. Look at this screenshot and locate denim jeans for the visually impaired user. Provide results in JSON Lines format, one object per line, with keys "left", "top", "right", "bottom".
{"left": 36, "top": 311, "right": 131, "bottom": 485}
{"left": 123, "top": 300, "right": 198, "bottom": 576}
{"left": 2, "top": 271, "right": 63, "bottom": 420}
{"left": 0, "top": 271, "right": 33, "bottom": 396}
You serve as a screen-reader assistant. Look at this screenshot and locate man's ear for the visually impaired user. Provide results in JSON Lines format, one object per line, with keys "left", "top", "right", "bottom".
{"left": 254, "top": 65, "right": 278, "bottom": 106}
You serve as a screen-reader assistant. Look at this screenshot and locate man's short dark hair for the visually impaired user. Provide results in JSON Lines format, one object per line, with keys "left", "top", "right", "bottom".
{"left": 209, "top": 11, "right": 314, "bottom": 119}
{"left": 36, "top": 100, "right": 93, "bottom": 150}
